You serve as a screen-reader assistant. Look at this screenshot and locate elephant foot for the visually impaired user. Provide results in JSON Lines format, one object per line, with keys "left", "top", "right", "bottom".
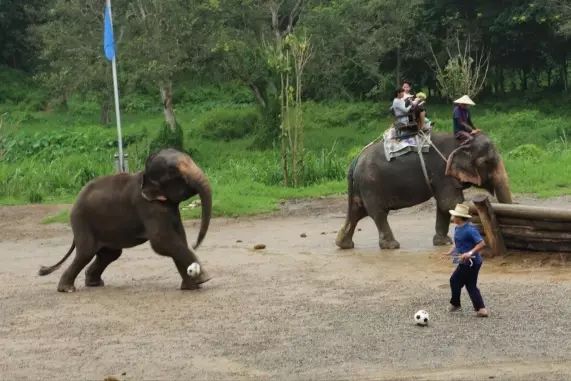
{"left": 180, "top": 270, "right": 212, "bottom": 290}
{"left": 195, "top": 270, "right": 212, "bottom": 285}
{"left": 180, "top": 280, "right": 200, "bottom": 290}
{"left": 85, "top": 278, "right": 105, "bottom": 287}
{"left": 380, "top": 239, "right": 400, "bottom": 250}
{"left": 335, "top": 229, "right": 355, "bottom": 249}
{"left": 433, "top": 235, "right": 453, "bottom": 246}
{"left": 57, "top": 284, "right": 77, "bottom": 293}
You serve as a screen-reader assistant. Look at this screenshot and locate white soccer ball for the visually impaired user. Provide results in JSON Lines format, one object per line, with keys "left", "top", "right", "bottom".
{"left": 187, "top": 262, "right": 201, "bottom": 278}
{"left": 414, "top": 310, "right": 429, "bottom": 326}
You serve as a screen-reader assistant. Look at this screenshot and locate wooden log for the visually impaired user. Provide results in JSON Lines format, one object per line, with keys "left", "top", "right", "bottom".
{"left": 499, "top": 226, "right": 571, "bottom": 240}
{"left": 472, "top": 195, "right": 506, "bottom": 257}
{"left": 503, "top": 238, "right": 571, "bottom": 253}
{"left": 471, "top": 216, "right": 571, "bottom": 233}
{"left": 473, "top": 224, "right": 571, "bottom": 252}
{"left": 473, "top": 223, "right": 571, "bottom": 240}
{"left": 469, "top": 202, "right": 571, "bottom": 222}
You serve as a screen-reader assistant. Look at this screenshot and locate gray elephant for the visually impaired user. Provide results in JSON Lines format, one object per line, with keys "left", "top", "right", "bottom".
{"left": 336, "top": 133, "right": 512, "bottom": 250}
{"left": 39, "top": 148, "right": 212, "bottom": 292}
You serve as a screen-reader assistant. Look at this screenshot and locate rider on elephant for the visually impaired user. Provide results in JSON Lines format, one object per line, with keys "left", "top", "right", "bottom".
{"left": 453, "top": 95, "right": 481, "bottom": 143}
{"left": 413, "top": 92, "right": 429, "bottom": 130}
{"left": 391, "top": 88, "right": 412, "bottom": 128}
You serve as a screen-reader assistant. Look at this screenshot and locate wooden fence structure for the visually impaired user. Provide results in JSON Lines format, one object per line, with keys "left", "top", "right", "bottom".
{"left": 468, "top": 195, "right": 571, "bottom": 256}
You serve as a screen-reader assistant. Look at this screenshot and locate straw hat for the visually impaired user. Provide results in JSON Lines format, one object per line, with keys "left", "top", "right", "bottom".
{"left": 449, "top": 203, "right": 472, "bottom": 219}
{"left": 454, "top": 95, "right": 475, "bottom": 106}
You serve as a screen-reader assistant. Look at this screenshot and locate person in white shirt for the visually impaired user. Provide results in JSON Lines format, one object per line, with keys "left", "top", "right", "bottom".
{"left": 391, "top": 88, "right": 413, "bottom": 126}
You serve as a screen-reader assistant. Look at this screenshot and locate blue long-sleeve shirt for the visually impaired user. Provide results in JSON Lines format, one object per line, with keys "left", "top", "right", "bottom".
{"left": 453, "top": 223, "right": 484, "bottom": 266}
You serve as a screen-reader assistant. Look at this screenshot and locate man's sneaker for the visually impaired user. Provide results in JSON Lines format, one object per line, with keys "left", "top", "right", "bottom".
{"left": 477, "top": 308, "right": 489, "bottom": 317}
{"left": 449, "top": 305, "right": 462, "bottom": 312}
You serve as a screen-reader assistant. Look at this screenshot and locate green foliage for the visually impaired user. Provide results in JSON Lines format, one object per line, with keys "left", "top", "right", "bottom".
{"left": 150, "top": 122, "right": 184, "bottom": 153}
{"left": 200, "top": 108, "right": 259, "bottom": 141}
{"left": 507, "top": 144, "right": 545, "bottom": 162}
{"left": 0, "top": 128, "right": 141, "bottom": 163}
{"left": 176, "top": 83, "right": 254, "bottom": 105}
{"left": 431, "top": 35, "right": 491, "bottom": 101}
{"left": 27, "top": 190, "right": 44, "bottom": 204}
{"left": 0, "top": 67, "right": 47, "bottom": 110}
{"left": 1, "top": 94, "right": 571, "bottom": 217}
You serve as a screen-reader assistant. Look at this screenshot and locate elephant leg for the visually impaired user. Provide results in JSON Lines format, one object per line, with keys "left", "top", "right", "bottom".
{"left": 85, "top": 248, "right": 122, "bottom": 287}
{"left": 57, "top": 235, "right": 96, "bottom": 293}
{"left": 371, "top": 210, "right": 400, "bottom": 250}
{"left": 336, "top": 199, "right": 367, "bottom": 249}
{"left": 148, "top": 217, "right": 211, "bottom": 290}
{"left": 433, "top": 205, "right": 454, "bottom": 246}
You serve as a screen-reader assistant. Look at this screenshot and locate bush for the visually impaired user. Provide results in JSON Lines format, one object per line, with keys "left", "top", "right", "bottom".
{"left": 302, "top": 149, "right": 346, "bottom": 185}
{"left": 0, "top": 67, "right": 48, "bottom": 110}
{"left": 507, "top": 144, "right": 545, "bottom": 162}
{"left": 200, "top": 108, "right": 259, "bottom": 141}
{"left": 149, "top": 122, "right": 184, "bottom": 153}
{"left": 27, "top": 190, "right": 44, "bottom": 204}
{"left": 176, "top": 83, "right": 254, "bottom": 105}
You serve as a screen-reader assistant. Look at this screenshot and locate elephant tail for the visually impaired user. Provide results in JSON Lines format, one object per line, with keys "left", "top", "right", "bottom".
{"left": 38, "top": 241, "right": 75, "bottom": 276}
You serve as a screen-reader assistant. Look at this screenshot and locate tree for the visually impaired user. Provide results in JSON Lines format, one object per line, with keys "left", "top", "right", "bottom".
{"left": 123, "top": 0, "right": 214, "bottom": 133}
{"left": 33, "top": 0, "right": 119, "bottom": 120}
{"left": 431, "top": 35, "right": 489, "bottom": 100}
{"left": 0, "top": 0, "right": 50, "bottom": 70}
{"left": 212, "top": 0, "right": 305, "bottom": 146}
{"left": 34, "top": 0, "right": 214, "bottom": 128}
{"left": 267, "top": 33, "right": 312, "bottom": 186}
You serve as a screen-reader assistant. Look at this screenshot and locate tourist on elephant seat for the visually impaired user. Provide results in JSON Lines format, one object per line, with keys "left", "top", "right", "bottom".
{"left": 402, "top": 80, "right": 415, "bottom": 101}
{"left": 413, "top": 92, "right": 429, "bottom": 130}
{"left": 453, "top": 95, "right": 480, "bottom": 144}
{"left": 390, "top": 88, "right": 413, "bottom": 128}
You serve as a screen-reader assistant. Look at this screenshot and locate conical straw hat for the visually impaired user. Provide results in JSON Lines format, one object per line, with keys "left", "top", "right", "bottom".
{"left": 453, "top": 95, "right": 476, "bottom": 106}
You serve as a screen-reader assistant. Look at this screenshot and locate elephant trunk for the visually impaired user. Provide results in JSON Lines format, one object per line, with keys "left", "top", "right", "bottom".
{"left": 492, "top": 159, "right": 513, "bottom": 204}
{"left": 190, "top": 174, "right": 212, "bottom": 249}
{"left": 179, "top": 158, "right": 212, "bottom": 249}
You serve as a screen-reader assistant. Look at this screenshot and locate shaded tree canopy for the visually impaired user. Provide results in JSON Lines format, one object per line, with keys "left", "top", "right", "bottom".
{"left": 1, "top": 0, "right": 569, "bottom": 101}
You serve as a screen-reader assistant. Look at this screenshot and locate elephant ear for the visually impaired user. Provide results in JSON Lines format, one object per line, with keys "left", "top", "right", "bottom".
{"left": 445, "top": 146, "right": 482, "bottom": 186}
{"left": 141, "top": 154, "right": 168, "bottom": 202}
{"left": 141, "top": 174, "right": 167, "bottom": 202}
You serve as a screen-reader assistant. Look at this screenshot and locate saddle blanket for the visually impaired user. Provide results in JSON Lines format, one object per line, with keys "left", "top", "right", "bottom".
{"left": 383, "top": 127, "right": 432, "bottom": 161}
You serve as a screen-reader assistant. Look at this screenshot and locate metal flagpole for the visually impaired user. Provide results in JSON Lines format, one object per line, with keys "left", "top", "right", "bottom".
{"left": 106, "top": 0, "right": 124, "bottom": 172}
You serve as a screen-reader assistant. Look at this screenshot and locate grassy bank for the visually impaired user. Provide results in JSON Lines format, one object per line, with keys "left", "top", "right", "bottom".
{"left": 1, "top": 96, "right": 570, "bottom": 220}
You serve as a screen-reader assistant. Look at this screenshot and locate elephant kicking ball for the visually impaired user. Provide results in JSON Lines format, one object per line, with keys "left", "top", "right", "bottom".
{"left": 38, "top": 148, "right": 212, "bottom": 292}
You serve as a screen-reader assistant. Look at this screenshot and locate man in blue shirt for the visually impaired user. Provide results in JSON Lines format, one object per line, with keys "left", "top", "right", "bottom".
{"left": 452, "top": 95, "right": 480, "bottom": 143}
{"left": 445, "top": 203, "right": 489, "bottom": 317}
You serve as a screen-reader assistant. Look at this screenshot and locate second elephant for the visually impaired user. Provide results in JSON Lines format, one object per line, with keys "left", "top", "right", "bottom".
{"left": 336, "top": 133, "right": 512, "bottom": 250}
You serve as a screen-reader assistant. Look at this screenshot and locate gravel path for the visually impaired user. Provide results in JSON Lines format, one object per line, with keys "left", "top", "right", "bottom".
{"left": 1, "top": 198, "right": 570, "bottom": 380}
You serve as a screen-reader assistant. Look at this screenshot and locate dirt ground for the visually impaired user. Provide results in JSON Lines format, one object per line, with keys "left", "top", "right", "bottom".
{"left": 1, "top": 194, "right": 571, "bottom": 380}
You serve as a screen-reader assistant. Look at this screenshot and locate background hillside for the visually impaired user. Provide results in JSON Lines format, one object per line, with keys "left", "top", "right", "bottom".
{"left": 1, "top": 0, "right": 570, "bottom": 216}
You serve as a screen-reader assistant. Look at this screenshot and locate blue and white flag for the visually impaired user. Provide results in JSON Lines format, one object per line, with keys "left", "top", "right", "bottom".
{"left": 103, "top": 3, "right": 115, "bottom": 61}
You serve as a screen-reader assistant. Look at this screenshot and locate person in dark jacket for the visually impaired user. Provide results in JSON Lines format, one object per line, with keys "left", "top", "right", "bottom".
{"left": 452, "top": 95, "right": 480, "bottom": 143}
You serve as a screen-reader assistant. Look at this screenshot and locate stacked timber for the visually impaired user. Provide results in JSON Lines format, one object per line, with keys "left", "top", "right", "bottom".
{"left": 469, "top": 195, "right": 571, "bottom": 254}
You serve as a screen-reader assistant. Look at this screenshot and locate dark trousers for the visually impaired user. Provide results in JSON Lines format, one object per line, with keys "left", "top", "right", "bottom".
{"left": 450, "top": 263, "right": 485, "bottom": 310}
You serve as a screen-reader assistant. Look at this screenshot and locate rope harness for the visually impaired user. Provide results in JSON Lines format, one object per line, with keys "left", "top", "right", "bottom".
{"left": 415, "top": 130, "right": 449, "bottom": 196}
{"left": 354, "top": 128, "right": 451, "bottom": 197}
